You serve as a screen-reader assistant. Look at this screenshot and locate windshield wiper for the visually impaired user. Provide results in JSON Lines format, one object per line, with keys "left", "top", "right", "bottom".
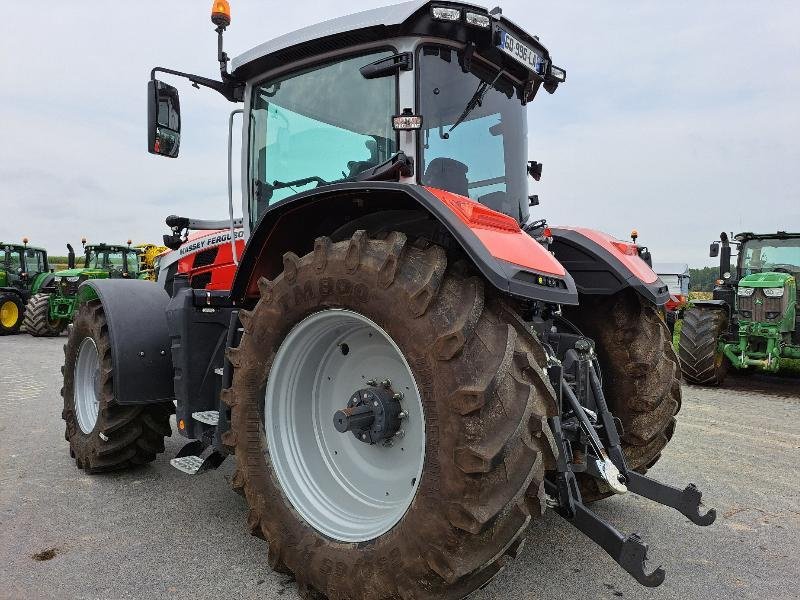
{"left": 443, "top": 70, "right": 504, "bottom": 139}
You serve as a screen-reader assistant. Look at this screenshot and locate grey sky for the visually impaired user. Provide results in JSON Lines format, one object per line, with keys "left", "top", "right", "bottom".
{"left": 1, "top": 1, "right": 798, "bottom": 267}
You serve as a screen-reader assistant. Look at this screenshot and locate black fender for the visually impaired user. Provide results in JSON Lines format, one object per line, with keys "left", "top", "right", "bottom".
{"left": 76, "top": 279, "right": 174, "bottom": 405}
{"left": 549, "top": 227, "right": 669, "bottom": 305}
{"left": 231, "top": 182, "right": 579, "bottom": 306}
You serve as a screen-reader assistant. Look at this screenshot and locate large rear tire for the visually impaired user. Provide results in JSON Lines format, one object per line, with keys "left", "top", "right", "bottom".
{"left": 226, "top": 232, "right": 558, "bottom": 600}
{"left": 23, "top": 292, "right": 66, "bottom": 337}
{"left": 61, "top": 301, "right": 173, "bottom": 473}
{"left": 0, "top": 292, "right": 24, "bottom": 335}
{"left": 677, "top": 307, "right": 728, "bottom": 386}
{"left": 564, "top": 290, "right": 681, "bottom": 497}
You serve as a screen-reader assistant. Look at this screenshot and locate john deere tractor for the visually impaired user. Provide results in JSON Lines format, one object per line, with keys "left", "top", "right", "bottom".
{"left": 679, "top": 231, "right": 800, "bottom": 385}
{"left": 25, "top": 241, "right": 144, "bottom": 337}
{"left": 57, "top": 2, "right": 717, "bottom": 597}
{"left": 0, "top": 239, "right": 52, "bottom": 334}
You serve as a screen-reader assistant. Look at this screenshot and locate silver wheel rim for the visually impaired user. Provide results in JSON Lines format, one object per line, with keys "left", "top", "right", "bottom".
{"left": 74, "top": 337, "right": 101, "bottom": 434}
{"left": 265, "top": 309, "right": 425, "bottom": 543}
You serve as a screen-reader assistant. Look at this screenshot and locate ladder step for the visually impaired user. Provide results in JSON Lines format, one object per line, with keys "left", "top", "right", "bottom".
{"left": 192, "top": 410, "right": 219, "bottom": 425}
{"left": 170, "top": 455, "right": 204, "bottom": 475}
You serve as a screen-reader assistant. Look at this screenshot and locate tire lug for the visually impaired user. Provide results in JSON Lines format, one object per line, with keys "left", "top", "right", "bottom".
{"left": 394, "top": 429, "right": 405, "bottom": 439}
{"left": 366, "top": 379, "right": 377, "bottom": 387}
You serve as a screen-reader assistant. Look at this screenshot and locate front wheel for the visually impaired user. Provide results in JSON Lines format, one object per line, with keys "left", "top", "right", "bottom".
{"left": 23, "top": 292, "right": 66, "bottom": 337}
{"left": 227, "top": 232, "right": 558, "bottom": 599}
{"left": 0, "top": 292, "right": 24, "bottom": 335}
{"left": 61, "top": 301, "right": 173, "bottom": 473}
{"left": 677, "top": 307, "right": 728, "bottom": 386}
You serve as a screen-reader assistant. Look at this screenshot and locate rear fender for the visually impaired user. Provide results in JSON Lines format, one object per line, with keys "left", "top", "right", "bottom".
{"left": 76, "top": 279, "right": 174, "bottom": 404}
{"left": 550, "top": 227, "right": 669, "bottom": 305}
{"left": 231, "top": 182, "right": 578, "bottom": 305}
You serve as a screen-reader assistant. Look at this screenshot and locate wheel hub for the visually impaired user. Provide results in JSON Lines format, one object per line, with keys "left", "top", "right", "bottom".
{"left": 333, "top": 382, "right": 405, "bottom": 445}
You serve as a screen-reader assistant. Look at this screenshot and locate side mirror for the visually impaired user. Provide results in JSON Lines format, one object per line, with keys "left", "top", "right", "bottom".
{"left": 148, "top": 80, "right": 181, "bottom": 157}
{"left": 709, "top": 242, "right": 720, "bottom": 258}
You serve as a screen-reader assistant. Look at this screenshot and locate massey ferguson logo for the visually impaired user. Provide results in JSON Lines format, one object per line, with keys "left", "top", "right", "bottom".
{"left": 178, "top": 229, "right": 244, "bottom": 257}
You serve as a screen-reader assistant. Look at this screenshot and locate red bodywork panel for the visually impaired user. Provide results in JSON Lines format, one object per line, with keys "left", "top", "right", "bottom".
{"left": 664, "top": 294, "right": 686, "bottom": 312}
{"left": 425, "top": 187, "right": 566, "bottom": 277}
{"left": 173, "top": 229, "right": 244, "bottom": 291}
{"left": 555, "top": 226, "right": 659, "bottom": 284}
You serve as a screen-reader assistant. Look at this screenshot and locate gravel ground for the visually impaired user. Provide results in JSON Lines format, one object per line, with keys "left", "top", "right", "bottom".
{"left": 1, "top": 335, "right": 798, "bottom": 600}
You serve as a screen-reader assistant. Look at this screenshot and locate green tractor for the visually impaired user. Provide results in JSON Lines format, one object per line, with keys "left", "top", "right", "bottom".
{"left": 679, "top": 231, "right": 800, "bottom": 384}
{"left": 24, "top": 240, "right": 144, "bottom": 337}
{"left": 0, "top": 239, "right": 53, "bottom": 335}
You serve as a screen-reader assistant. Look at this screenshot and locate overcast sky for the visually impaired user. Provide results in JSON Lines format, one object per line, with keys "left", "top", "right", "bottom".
{"left": 1, "top": 1, "right": 798, "bottom": 266}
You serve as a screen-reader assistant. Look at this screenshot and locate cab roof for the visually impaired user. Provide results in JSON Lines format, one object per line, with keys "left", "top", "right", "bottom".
{"left": 85, "top": 244, "right": 141, "bottom": 254}
{"left": 2, "top": 242, "right": 47, "bottom": 252}
{"left": 734, "top": 231, "right": 800, "bottom": 242}
{"left": 231, "top": 0, "right": 550, "bottom": 81}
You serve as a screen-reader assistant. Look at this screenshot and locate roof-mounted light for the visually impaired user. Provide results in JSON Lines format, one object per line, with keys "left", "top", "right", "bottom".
{"left": 465, "top": 12, "right": 490, "bottom": 28}
{"left": 550, "top": 65, "right": 567, "bottom": 82}
{"left": 432, "top": 6, "right": 461, "bottom": 22}
{"left": 211, "top": 0, "right": 231, "bottom": 28}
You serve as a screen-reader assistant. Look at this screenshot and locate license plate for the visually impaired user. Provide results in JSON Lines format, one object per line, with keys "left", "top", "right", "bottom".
{"left": 497, "top": 29, "right": 544, "bottom": 74}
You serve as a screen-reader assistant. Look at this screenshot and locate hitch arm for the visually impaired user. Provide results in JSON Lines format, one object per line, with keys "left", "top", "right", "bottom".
{"left": 545, "top": 481, "right": 666, "bottom": 587}
{"left": 625, "top": 472, "right": 717, "bottom": 526}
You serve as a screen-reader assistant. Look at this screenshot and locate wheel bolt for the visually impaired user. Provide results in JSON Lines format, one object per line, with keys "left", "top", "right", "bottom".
{"left": 398, "top": 410, "right": 408, "bottom": 419}
{"left": 366, "top": 379, "right": 377, "bottom": 387}
{"left": 393, "top": 392, "right": 404, "bottom": 401}
{"left": 381, "top": 379, "right": 391, "bottom": 388}
{"left": 395, "top": 430, "right": 405, "bottom": 439}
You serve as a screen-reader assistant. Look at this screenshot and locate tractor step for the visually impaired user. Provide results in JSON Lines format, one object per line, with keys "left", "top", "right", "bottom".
{"left": 192, "top": 410, "right": 220, "bottom": 425}
{"left": 170, "top": 441, "right": 227, "bottom": 475}
{"left": 170, "top": 455, "right": 205, "bottom": 474}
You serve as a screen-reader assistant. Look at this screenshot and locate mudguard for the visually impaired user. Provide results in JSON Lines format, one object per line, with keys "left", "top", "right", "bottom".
{"left": 76, "top": 279, "right": 174, "bottom": 405}
{"left": 231, "top": 182, "right": 579, "bottom": 306}
{"left": 550, "top": 227, "right": 669, "bottom": 305}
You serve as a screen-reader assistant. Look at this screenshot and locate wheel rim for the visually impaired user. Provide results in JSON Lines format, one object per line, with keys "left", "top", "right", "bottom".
{"left": 265, "top": 309, "right": 425, "bottom": 543}
{"left": 1, "top": 300, "right": 19, "bottom": 328}
{"left": 74, "top": 337, "right": 101, "bottom": 434}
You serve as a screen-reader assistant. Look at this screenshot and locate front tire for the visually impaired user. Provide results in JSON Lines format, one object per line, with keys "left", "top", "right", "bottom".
{"left": 24, "top": 292, "right": 66, "bottom": 337}
{"left": 0, "top": 292, "right": 24, "bottom": 335}
{"left": 677, "top": 307, "right": 728, "bottom": 386}
{"left": 61, "top": 301, "right": 173, "bottom": 473}
{"left": 227, "top": 232, "right": 558, "bottom": 599}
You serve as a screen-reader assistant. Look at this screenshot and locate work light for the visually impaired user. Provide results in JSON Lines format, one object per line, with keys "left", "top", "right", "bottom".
{"left": 465, "top": 12, "right": 490, "bottom": 28}
{"left": 737, "top": 287, "right": 755, "bottom": 297}
{"left": 763, "top": 287, "right": 784, "bottom": 298}
{"left": 432, "top": 6, "right": 461, "bottom": 21}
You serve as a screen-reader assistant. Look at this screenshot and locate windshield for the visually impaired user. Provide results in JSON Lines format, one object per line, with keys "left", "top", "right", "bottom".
{"left": 418, "top": 45, "right": 530, "bottom": 223}
{"left": 24, "top": 249, "right": 46, "bottom": 274}
{"left": 85, "top": 249, "right": 138, "bottom": 274}
{"left": 4, "top": 248, "right": 22, "bottom": 272}
{"left": 740, "top": 238, "right": 800, "bottom": 276}
{"left": 249, "top": 50, "right": 397, "bottom": 225}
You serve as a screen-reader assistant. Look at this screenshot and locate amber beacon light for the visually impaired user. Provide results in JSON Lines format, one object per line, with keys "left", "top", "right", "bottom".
{"left": 211, "top": 0, "right": 231, "bottom": 28}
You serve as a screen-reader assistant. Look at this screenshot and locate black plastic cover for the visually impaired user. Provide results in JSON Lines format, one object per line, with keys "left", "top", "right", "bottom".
{"left": 79, "top": 279, "right": 174, "bottom": 405}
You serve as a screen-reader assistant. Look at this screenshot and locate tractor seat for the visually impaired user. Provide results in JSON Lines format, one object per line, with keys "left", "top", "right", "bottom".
{"left": 422, "top": 157, "right": 469, "bottom": 198}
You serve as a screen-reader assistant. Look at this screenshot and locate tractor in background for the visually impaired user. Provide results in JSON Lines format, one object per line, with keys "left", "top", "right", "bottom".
{"left": 25, "top": 240, "right": 145, "bottom": 337}
{"left": 653, "top": 262, "right": 690, "bottom": 333}
{"left": 0, "top": 239, "right": 52, "bottom": 335}
{"left": 679, "top": 231, "right": 800, "bottom": 385}
{"left": 134, "top": 242, "right": 170, "bottom": 281}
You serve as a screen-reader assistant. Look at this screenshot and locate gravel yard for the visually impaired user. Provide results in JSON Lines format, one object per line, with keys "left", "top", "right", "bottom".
{"left": 1, "top": 335, "right": 798, "bottom": 600}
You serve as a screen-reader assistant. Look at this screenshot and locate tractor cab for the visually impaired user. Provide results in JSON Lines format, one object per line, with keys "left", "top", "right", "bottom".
{"left": 149, "top": 0, "right": 567, "bottom": 241}
{"left": 81, "top": 244, "right": 141, "bottom": 278}
{"left": 1, "top": 242, "right": 49, "bottom": 290}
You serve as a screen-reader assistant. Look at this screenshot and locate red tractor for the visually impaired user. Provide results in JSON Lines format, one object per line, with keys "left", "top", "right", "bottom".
{"left": 59, "top": 2, "right": 713, "bottom": 598}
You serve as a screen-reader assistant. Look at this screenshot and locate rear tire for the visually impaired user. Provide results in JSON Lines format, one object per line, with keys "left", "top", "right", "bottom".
{"left": 23, "top": 292, "right": 66, "bottom": 337}
{"left": 0, "top": 292, "right": 24, "bottom": 335}
{"left": 226, "top": 232, "right": 558, "bottom": 600}
{"left": 677, "top": 307, "right": 728, "bottom": 386}
{"left": 564, "top": 290, "right": 681, "bottom": 498}
{"left": 61, "top": 301, "right": 173, "bottom": 473}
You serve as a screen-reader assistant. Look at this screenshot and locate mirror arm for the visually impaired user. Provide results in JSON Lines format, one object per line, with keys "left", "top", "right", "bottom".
{"left": 150, "top": 67, "right": 243, "bottom": 102}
